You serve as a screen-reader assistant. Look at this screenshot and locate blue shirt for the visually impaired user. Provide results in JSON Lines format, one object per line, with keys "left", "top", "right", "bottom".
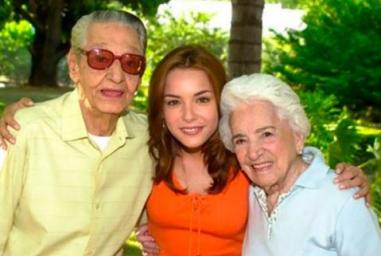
{"left": 243, "top": 147, "right": 381, "bottom": 256}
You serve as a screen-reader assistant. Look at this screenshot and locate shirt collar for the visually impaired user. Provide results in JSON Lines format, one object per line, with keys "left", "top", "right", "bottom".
{"left": 294, "top": 146, "right": 330, "bottom": 189}
{"left": 61, "top": 88, "right": 132, "bottom": 141}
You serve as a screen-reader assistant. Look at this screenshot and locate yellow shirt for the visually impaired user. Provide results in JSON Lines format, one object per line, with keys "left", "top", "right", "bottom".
{"left": 0, "top": 89, "right": 153, "bottom": 256}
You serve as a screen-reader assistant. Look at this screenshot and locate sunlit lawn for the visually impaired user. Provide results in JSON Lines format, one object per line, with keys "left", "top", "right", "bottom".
{"left": 0, "top": 86, "right": 143, "bottom": 255}
{"left": 357, "top": 125, "right": 381, "bottom": 136}
{"left": 0, "top": 86, "right": 72, "bottom": 115}
{"left": 0, "top": 85, "right": 72, "bottom": 104}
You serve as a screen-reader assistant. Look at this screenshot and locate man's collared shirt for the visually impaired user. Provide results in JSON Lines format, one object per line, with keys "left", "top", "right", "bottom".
{"left": 0, "top": 149, "right": 5, "bottom": 171}
{"left": 243, "top": 147, "right": 381, "bottom": 256}
{"left": 0, "top": 89, "right": 154, "bottom": 256}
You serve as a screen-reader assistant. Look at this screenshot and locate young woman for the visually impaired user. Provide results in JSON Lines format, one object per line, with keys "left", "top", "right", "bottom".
{"left": 145, "top": 45, "right": 247, "bottom": 255}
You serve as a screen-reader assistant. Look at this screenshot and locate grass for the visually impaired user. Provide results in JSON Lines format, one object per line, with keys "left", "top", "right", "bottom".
{"left": 124, "top": 233, "right": 143, "bottom": 256}
{"left": 0, "top": 85, "right": 72, "bottom": 103}
{"left": 0, "top": 86, "right": 143, "bottom": 255}
{"left": 0, "top": 86, "right": 72, "bottom": 115}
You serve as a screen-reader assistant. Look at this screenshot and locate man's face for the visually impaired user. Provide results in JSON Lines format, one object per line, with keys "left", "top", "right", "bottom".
{"left": 68, "top": 21, "right": 144, "bottom": 116}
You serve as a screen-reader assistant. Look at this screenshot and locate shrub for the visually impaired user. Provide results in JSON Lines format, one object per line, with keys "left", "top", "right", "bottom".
{"left": 263, "top": 0, "right": 381, "bottom": 120}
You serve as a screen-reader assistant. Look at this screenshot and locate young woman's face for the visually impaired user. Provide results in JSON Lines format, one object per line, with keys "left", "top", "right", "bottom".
{"left": 163, "top": 68, "right": 219, "bottom": 152}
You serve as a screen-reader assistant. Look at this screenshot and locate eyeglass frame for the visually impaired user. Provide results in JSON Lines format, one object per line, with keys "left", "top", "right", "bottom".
{"left": 76, "top": 48, "right": 146, "bottom": 76}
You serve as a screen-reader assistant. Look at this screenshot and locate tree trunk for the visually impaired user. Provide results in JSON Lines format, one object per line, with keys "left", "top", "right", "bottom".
{"left": 228, "top": 0, "right": 264, "bottom": 78}
{"left": 29, "top": 0, "right": 66, "bottom": 87}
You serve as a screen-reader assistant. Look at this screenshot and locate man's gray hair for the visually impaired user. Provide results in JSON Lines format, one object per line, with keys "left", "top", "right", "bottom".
{"left": 71, "top": 10, "right": 147, "bottom": 54}
{"left": 219, "top": 73, "right": 311, "bottom": 152}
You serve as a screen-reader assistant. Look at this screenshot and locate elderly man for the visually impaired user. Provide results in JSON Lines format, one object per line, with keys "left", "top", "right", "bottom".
{"left": 0, "top": 10, "right": 153, "bottom": 255}
{"left": 219, "top": 73, "right": 381, "bottom": 255}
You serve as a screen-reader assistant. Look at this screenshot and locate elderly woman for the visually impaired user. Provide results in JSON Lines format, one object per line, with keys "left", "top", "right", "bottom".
{"left": 219, "top": 73, "right": 381, "bottom": 255}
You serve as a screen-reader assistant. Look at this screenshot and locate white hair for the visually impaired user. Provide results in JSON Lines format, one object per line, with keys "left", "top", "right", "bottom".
{"left": 71, "top": 10, "right": 147, "bottom": 55}
{"left": 219, "top": 73, "right": 310, "bottom": 152}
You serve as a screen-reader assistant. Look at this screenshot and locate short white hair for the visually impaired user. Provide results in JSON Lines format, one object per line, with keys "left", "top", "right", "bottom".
{"left": 219, "top": 73, "right": 310, "bottom": 152}
{"left": 71, "top": 10, "right": 147, "bottom": 55}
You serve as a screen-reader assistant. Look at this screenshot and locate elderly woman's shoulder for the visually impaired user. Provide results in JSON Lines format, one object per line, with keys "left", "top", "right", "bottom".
{"left": 303, "top": 147, "right": 363, "bottom": 209}
{"left": 317, "top": 169, "right": 365, "bottom": 211}
{"left": 304, "top": 147, "right": 355, "bottom": 194}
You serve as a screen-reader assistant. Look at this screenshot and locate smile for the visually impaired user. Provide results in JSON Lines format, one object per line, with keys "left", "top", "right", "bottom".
{"left": 252, "top": 161, "right": 272, "bottom": 172}
{"left": 180, "top": 127, "right": 203, "bottom": 135}
{"left": 101, "top": 89, "right": 124, "bottom": 98}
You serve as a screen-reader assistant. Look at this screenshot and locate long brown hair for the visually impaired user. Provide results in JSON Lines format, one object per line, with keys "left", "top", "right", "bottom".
{"left": 148, "top": 45, "right": 238, "bottom": 193}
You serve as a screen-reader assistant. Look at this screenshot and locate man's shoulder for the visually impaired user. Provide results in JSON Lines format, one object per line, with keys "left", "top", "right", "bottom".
{"left": 122, "top": 110, "right": 148, "bottom": 129}
{"left": 14, "top": 91, "right": 72, "bottom": 127}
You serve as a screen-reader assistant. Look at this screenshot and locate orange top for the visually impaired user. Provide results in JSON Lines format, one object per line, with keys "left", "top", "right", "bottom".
{"left": 147, "top": 170, "right": 249, "bottom": 256}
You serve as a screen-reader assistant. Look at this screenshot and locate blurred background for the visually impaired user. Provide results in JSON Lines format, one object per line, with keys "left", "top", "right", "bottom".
{"left": 0, "top": 0, "right": 380, "bottom": 254}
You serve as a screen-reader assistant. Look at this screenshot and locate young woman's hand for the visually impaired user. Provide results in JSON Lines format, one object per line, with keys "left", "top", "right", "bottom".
{"left": 136, "top": 223, "right": 160, "bottom": 256}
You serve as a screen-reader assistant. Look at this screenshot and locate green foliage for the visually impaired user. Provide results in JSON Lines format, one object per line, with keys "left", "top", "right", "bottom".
{"left": 266, "top": 0, "right": 301, "bottom": 8}
{"left": 263, "top": 0, "right": 381, "bottom": 218}
{"left": 263, "top": 0, "right": 381, "bottom": 117}
{"left": 300, "top": 90, "right": 339, "bottom": 151}
{"left": 132, "top": 11, "right": 229, "bottom": 110}
{"left": 0, "top": 0, "right": 169, "bottom": 86}
{"left": 263, "top": 0, "right": 381, "bottom": 219}
{"left": 326, "top": 110, "right": 361, "bottom": 167}
{"left": 0, "top": 0, "right": 169, "bottom": 40}
{"left": 0, "top": 20, "right": 33, "bottom": 83}
{"left": 147, "top": 11, "right": 228, "bottom": 68}
{"left": 299, "top": 86, "right": 381, "bottom": 219}
{"left": 361, "top": 137, "right": 381, "bottom": 221}
{"left": 0, "top": 0, "right": 12, "bottom": 26}
{"left": 0, "top": 101, "right": 5, "bottom": 115}
{"left": 301, "top": 91, "right": 362, "bottom": 166}
{"left": 359, "top": 137, "right": 381, "bottom": 183}
{"left": 0, "top": 3, "right": 228, "bottom": 104}
{"left": 372, "top": 173, "right": 381, "bottom": 222}
{"left": 0, "top": 0, "right": 169, "bottom": 22}
{"left": 124, "top": 232, "right": 142, "bottom": 256}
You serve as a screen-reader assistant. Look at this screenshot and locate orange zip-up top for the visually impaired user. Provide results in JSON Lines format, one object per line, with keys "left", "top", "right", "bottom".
{"left": 147, "top": 170, "right": 249, "bottom": 256}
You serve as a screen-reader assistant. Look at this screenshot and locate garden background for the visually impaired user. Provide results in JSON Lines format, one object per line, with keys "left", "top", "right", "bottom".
{"left": 0, "top": 0, "right": 380, "bottom": 255}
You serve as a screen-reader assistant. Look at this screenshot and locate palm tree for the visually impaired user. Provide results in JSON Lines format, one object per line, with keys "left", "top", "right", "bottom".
{"left": 228, "top": 0, "right": 264, "bottom": 78}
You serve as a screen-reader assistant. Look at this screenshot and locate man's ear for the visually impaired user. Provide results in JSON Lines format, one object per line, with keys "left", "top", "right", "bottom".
{"left": 67, "top": 48, "right": 80, "bottom": 84}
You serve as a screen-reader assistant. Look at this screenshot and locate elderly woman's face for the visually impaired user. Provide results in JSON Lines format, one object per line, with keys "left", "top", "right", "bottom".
{"left": 230, "top": 100, "right": 304, "bottom": 191}
{"left": 68, "top": 21, "right": 143, "bottom": 117}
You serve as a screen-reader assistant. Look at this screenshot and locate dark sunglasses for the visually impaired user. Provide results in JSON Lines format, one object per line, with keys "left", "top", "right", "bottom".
{"left": 79, "top": 48, "right": 146, "bottom": 75}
